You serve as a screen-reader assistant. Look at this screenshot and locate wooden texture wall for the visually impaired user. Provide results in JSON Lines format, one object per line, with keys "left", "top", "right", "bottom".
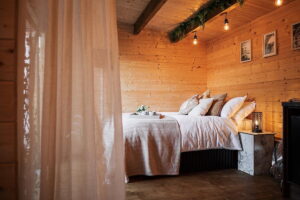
{"left": 206, "top": 1, "right": 300, "bottom": 138}
{"left": 0, "top": 0, "right": 17, "bottom": 199}
{"left": 118, "top": 23, "right": 207, "bottom": 112}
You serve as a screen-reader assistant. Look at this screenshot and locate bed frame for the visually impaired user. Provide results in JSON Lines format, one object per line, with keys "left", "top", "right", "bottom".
{"left": 180, "top": 149, "right": 238, "bottom": 173}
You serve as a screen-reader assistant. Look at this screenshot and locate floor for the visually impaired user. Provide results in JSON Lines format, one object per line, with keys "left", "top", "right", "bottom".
{"left": 126, "top": 169, "right": 291, "bottom": 200}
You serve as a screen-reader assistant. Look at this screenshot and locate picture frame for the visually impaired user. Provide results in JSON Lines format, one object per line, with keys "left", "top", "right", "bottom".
{"left": 240, "top": 40, "right": 251, "bottom": 63}
{"left": 292, "top": 22, "right": 300, "bottom": 50}
{"left": 263, "top": 31, "right": 277, "bottom": 57}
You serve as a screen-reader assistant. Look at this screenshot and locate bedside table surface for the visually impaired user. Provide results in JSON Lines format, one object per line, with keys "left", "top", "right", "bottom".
{"left": 239, "top": 130, "right": 276, "bottom": 135}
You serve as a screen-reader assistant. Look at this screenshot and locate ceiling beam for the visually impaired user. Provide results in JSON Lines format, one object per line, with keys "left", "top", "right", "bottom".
{"left": 168, "top": 0, "right": 242, "bottom": 43}
{"left": 134, "top": 0, "right": 167, "bottom": 34}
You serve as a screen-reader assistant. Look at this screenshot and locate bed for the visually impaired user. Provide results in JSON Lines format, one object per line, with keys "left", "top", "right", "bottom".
{"left": 123, "top": 112, "right": 242, "bottom": 179}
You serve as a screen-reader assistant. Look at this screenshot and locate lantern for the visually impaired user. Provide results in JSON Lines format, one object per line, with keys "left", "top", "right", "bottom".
{"left": 252, "top": 112, "right": 262, "bottom": 133}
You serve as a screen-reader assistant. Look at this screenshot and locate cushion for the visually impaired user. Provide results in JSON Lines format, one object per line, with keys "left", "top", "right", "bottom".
{"left": 199, "top": 89, "right": 210, "bottom": 99}
{"left": 206, "top": 93, "right": 227, "bottom": 116}
{"left": 178, "top": 94, "right": 199, "bottom": 114}
{"left": 189, "top": 98, "right": 214, "bottom": 116}
{"left": 220, "top": 96, "right": 247, "bottom": 118}
{"left": 232, "top": 101, "right": 256, "bottom": 124}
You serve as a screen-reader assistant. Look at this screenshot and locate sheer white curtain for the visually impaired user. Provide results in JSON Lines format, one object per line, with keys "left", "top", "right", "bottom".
{"left": 17, "top": 0, "right": 125, "bottom": 199}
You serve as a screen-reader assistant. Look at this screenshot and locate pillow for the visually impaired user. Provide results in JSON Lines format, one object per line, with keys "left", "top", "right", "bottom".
{"left": 206, "top": 93, "right": 227, "bottom": 116}
{"left": 179, "top": 94, "right": 199, "bottom": 114}
{"left": 178, "top": 90, "right": 210, "bottom": 115}
{"left": 232, "top": 101, "right": 256, "bottom": 124}
{"left": 189, "top": 98, "right": 214, "bottom": 116}
{"left": 220, "top": 96, "right": 247, "bottom": 118}
{"left": 199, "top": 89, "right": 210, "bottom": 99}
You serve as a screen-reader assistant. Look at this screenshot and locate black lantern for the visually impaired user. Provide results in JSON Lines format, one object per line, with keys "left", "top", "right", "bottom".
{"left": 252, "top": 112, "right": 262, "bottom": 133}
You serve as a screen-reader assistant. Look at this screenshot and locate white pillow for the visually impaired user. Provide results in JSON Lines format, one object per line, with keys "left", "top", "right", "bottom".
{"left": 220, "top": 96, "right": 247, "bottom": 118}
{"left": 232, "top": 102, "right": 256, "bottom": 124}
{"left": 189, "top": 98, "right": 214, "bottom": 116}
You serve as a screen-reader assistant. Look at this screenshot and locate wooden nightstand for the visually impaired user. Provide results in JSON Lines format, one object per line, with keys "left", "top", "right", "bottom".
{"left": 238, "top": 131, "right": 275, "bottom": 176}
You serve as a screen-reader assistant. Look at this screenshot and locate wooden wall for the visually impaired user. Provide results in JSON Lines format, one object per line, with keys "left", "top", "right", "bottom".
{"left": 0, "top": 0, "right": 17, "bottom": 199}
{"left": 118, "top": 23, "right": 207, "bottom": 112}
{"left": 206, "top": 1, "right": 300, "bottom": 137}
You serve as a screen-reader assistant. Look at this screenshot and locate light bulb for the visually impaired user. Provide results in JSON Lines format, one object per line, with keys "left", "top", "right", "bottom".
{"left": 275, "top": 0, "right": 282, "bottom": 6}
{"left": 193, "top": 38, "right": 198, "bottom": 45}
{"left": 193, "top": 32, "right": 198, "bottom": 45}
{"left": 224, "top": 23, "right": 229, "bottom": 31}
{"left": 224, "top": 18, "right": 229, "bottom": 31}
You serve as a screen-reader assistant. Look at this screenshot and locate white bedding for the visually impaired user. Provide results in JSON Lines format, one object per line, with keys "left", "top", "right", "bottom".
{"left": 162, "top": 112, "right": 242, "bottom": 152}
{"left": 123, "top": 114, "right": 181, "bottom": 177}
{"left": 122, "top": 112, "right": 242, "bottom": 178}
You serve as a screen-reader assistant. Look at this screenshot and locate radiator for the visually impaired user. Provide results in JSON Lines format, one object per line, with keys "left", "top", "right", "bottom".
{"left": 180, "top": 149, "right": 238, "bottom": 173}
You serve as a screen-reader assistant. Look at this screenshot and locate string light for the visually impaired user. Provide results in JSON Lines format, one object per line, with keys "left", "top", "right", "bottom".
{"left": 223, "top": 13, "right": 229, "bottom": 31}
{"left": 275, "top": 0, "right": 283, "bottom": 6}
{"left": 193, "top": 31, "right": 198, "bottom": 45}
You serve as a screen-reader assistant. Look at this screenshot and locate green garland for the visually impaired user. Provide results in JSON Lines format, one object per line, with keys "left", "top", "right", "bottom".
{"left": 168, "top": 0, "right": 244, "bottom": 43}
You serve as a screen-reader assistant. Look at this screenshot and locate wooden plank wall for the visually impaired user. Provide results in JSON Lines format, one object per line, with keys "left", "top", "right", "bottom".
{"left": 118, "top": 23, "right": 207, "bottom": 112}
{"left": 0, "top": 0, "right": 17, "bottom": 199}
{"left": 206, "top": 1, "right": 300, "bottom": 138}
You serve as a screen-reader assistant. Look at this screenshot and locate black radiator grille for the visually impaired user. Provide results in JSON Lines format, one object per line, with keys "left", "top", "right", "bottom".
{"left": 180, "top": 149, "right": 238, "bottom": 173}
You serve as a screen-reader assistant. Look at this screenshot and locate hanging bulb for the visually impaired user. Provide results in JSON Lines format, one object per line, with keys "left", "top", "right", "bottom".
{"left": 193, "top": 32, "right": 198, "bottom": 45}
{"left": 224, "top": 18, "right": 229, "bottom": 31}
{"left": 275, "top": 0, "right": 283, "bottom": 6}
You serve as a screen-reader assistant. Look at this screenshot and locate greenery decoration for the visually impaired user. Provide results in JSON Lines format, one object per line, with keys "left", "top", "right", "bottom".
{"left": 168, "top": 0, "right": 244, "bottom": 43}
{"left": 136, "top": 105, "right": 150, "bottom": 113}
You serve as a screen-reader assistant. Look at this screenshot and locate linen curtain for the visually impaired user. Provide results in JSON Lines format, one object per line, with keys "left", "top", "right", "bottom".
{"left": 17, "top": 0, "right": 125, "bottom": 199}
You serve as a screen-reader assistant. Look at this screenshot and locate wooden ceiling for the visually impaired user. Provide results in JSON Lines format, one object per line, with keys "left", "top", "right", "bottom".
{"left": 116, "top": 0, "right": 152, "bottom": 24}
{"left": 194, "top": 0, "right": 294, "bottom": 41}
{"left": 116, "top": 0, "right": 294, "bottom": 42}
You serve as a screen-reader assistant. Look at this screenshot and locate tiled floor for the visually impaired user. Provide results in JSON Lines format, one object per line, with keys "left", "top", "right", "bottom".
{"left": 126, "top": 169, "right": 294, "bottom": 200}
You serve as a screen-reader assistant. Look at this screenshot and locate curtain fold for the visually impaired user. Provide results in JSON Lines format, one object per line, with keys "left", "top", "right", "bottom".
{"left": 17, "top": 0, "right": 125, "bottom": 199}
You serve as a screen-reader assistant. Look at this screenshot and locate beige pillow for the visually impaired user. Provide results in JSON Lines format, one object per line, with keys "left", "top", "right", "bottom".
{"left": 189, "top": 98, "right": 214, "bottom": 116}
{"left": 206, "top": 93, "right": 227, "bottom": 116}
{"left": 178, "top": 90, "right": 210, "bottom": 115}
{"left": 199, "top": 89, "right": 210, "bottom": 99}
{"left": 178, "top": 94, "right": 199, "bottom": 114}
{"left": 232, "top": 101, "right": 256, "bottom": 124}
{"left": 220, "top": 96, "right": 247, "bottom": 118}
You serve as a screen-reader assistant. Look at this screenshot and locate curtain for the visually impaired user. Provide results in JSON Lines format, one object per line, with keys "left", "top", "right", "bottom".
{"left": 17, "top": 0, "right": 125, "bottom": 199}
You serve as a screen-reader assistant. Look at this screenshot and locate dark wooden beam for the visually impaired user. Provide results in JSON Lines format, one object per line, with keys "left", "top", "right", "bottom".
{"left": 168, "top": 0, "right": 242, "bottom": 43}
{"left": 134, "top": 0, "right": 167, "bottom": 34}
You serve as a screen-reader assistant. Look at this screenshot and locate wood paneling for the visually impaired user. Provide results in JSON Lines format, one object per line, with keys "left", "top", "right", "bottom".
{"left": 134, "top": 0, "right": 167, "bottom": 34}
{"left": 118, "top": 23, "right": 207, "bottom": 112}
{"left": 0, "top": 40, "right": 16, "bottom": 81}
{"left": 195, "top": 0, "right": 295, "bottom": 41}
{"left": 117, "top": 0, "right": 151, "bottom": 24}
{"left": 0, "top": 123, "right": 16, "bottom": 163}
{"left": 206, "top": 1, "right": 300, "bottom": 138}
{"left": 0, "top": 0, "right": 16, "bottom": 39}
{"left": 117, "top": 0, "right": 293, "bottom": 40}
{"left": 0, "top": 164, "right": 16, "bottom": 200}
{"left": 0, "top": 82, "right": 16, "bottom": 121}
{"left": 147, "top": 0, "right": 207, "bottom": 31}
{"left": 0, "top": 0, "right": 17, "bottom": 199}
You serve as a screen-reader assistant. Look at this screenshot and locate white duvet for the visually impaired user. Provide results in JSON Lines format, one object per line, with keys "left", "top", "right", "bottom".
{"left": 122, "top": 112, "right": 241, "bottom": 178}
{"left": 164, "top": 112, "right": 242, "bottom": 152}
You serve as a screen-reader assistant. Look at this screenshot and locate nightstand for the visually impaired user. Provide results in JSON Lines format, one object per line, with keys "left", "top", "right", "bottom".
{"left": 238, "top": 131, "right": 275, "bottom": 176}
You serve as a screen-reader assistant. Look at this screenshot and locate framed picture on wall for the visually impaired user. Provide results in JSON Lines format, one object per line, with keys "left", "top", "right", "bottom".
{"left": 240, "top": 40, "right": 251, "bottom": 63}
{"left": 263, "top": 31, "right": 277, "bottom": 57}
{"left": 292, "top": 22, "right": 300, "bottom": 50}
